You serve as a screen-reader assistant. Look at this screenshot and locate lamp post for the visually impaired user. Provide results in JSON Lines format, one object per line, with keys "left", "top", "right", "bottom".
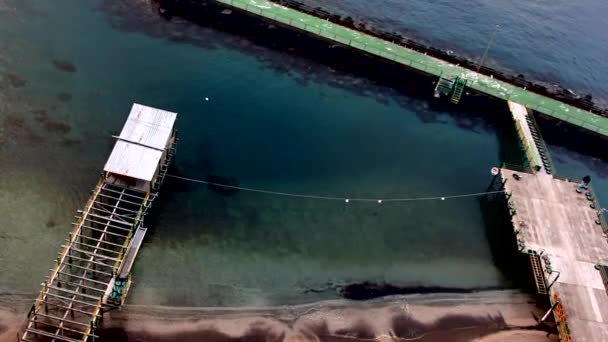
{"left": 477, "top": 24, "right": 500, "bottom": 73}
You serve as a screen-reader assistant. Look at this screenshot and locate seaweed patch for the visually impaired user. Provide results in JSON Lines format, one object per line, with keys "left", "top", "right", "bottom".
{"left": 57, "top": 92, "right": 73, "bottom": 102}
{"left": 5, "top": 73, "right": 27, "bottom": 87}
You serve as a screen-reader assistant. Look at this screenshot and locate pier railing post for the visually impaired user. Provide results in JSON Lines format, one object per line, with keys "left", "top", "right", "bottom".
{"left": 43, "top": 281, "right": 48, "bottom": 314}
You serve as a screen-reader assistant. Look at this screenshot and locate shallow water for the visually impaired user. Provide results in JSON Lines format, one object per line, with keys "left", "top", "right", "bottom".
{"left": 0, "top": 0, "right": 606, "bottom": 307}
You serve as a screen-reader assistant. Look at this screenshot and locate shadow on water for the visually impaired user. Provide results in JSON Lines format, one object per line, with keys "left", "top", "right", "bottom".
{"left": 478, "top": 189, "right": 537, "bottom": 294}
{"left": 534, "top": 112, "right": 608, "bottom": 163}
{"left": 99, "top": 0, "right": 515, "bottom": 135}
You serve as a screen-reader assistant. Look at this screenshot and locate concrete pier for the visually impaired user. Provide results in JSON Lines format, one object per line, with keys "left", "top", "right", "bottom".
{"left": 501, "top": 167, "right": 608, "bottom": 341}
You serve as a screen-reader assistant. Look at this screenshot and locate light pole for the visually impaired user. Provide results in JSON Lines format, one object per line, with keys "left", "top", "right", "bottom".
{"left": 477, "top": 24, "right": 500, "bottom": 73}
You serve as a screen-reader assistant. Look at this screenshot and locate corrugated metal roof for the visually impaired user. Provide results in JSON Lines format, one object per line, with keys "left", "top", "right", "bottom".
{"left": 104, "top": 104, "right": 176, "bottom": 182}
{"left": 104, "top": 141, "right": 163, "bottom": 181}
{"left": 119, "top": 103, "right": 177, "bottom": 150}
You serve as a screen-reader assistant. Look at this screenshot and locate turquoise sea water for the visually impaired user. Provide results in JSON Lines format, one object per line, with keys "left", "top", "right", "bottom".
{"left": 0, "top": 0, "right": 606, "bottom": 307}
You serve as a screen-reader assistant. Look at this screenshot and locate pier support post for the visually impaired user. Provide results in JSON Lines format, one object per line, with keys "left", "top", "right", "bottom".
{"left": 43, "top": 281, "right": 48, "bottom": 314}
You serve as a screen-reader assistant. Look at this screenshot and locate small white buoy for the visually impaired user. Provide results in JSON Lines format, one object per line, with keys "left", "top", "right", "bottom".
{"left": 205, "top": 97, "right": 209, "bottom": 101}
{"left": 441, "top": 197, "right": 446, "bottom": 201}
{"left": 378, "top": 200, "right": 382, "bottom": 204}
{"left": 345, "top": 199, "right": 350, "bottom": 203}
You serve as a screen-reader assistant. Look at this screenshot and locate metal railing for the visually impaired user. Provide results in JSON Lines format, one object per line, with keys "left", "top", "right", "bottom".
{"left": 218, "top": 0, "right": 608, "bottom": 135}
{"left": 221, "top": 0, "right": 447, "bottom": 77}
{"left": 217, "top": 0, "right": 608, "bottom": 135}
{"left": 526, "top": 110, "right": 556, "bottom": 173}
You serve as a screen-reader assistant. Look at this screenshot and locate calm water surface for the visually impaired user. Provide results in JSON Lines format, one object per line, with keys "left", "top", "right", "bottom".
{"left": 0, "top": 0, "right": 606, "bottom": 306}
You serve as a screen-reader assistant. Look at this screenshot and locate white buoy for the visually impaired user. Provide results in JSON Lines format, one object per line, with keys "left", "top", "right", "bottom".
{"left": 441, "top": 197, "right": 446, "bottom": 201}
{"left": 205, "top": 97, "right": 209, "bottom": 101}
{"left": 378, "top": 200, "right": 382, "bottom": 204}
{"left": 345, "top": 199, "right": 350, "bottom": 203}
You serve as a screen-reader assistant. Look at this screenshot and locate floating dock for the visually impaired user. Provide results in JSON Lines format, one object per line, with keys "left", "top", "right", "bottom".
{"left": 20, "top": 104, "right": 177, "bottom": 342}
{"left": 212, "top": 0, "right": 608, "bottom": 136}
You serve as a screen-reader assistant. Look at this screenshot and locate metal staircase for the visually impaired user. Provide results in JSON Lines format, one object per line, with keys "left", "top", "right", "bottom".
{"left": 450, "top": 77, "right": 467, "bottom": 104}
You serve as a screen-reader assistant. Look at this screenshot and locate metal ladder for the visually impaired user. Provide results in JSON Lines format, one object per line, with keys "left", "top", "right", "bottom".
{"left": 530, "top": 253, "right": 547, "bottom": 294}
{"left": 450, "top": 77, "right": 467, "bottom": 104}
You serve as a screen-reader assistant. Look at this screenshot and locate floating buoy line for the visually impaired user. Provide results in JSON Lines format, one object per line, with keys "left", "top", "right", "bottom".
{"left": 166, "top": 174, "right": 506, "bottom": 203}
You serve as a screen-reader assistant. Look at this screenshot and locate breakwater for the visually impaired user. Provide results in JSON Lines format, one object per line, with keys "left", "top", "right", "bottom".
{"left": 155, "top": 0, "right": 608, "bottom": 137}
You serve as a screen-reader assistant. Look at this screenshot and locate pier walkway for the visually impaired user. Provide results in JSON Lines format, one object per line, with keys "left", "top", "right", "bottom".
{"left": 20, "top": 104, "right": 177, "bottom": 342}
{"left": 501, "top": 167, "right": 608, "bottom": 341}
{"left": 215, "top": 0, "right": 608, "bottom": 136}
{"left": 507, "top": 101, "right": 555, "bottom": 174}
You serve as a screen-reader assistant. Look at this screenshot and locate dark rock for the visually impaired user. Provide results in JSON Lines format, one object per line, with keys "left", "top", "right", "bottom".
{"left": 44, "top": 120, "right": 71, "bottom": 134}
{"left": 338, "top": 282, "right": 491, "bottom": 300}
{"left": 32, "top": 109, "right": 49, "bottom": 123}
{"left": 52, "top": 59, "right": 77, "bottom": 72}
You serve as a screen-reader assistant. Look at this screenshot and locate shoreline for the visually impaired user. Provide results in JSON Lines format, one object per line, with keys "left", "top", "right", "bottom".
{"left": 1, "top": 290, "right": 557, "bottom": 341}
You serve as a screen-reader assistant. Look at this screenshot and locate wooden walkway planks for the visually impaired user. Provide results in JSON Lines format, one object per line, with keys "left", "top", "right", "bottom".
{"left": 21, "top": 182, "right": 150, "bottom": 342}
{"left": 20, "top": 104, "right": 177, "bottom": 342}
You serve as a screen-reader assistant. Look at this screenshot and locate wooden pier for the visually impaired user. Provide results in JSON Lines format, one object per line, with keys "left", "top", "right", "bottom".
{"left": 20, "top": 104, "right": 177, "bottom": 342}
{"left": 500, "top": 166, "right": 608, "bottom": 341}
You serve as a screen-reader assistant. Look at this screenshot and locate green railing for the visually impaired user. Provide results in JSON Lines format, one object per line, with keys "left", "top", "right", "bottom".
{"left": 217, "top": 0, "right": 608, "bottom": 136}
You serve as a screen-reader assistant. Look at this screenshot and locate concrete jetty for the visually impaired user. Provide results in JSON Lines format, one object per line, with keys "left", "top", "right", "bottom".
{"left": 201, "top": 0, "right": 608, "bottom": 136}
{"left": 501, "top": 167, "right": 608, "bottom": 341}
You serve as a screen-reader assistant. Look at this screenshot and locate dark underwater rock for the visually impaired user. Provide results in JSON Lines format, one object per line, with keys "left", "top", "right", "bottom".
{"left": 339, "top": 282, "right": 487, "bottom": 300}
{"left": 52, "top": 59, "right": 77, "bottom": 72}
{"left": 57, "top": 92, "right": 72, "bottom": 102}
{"left": 5, "top": 73, "right": 27, "bottom": 87}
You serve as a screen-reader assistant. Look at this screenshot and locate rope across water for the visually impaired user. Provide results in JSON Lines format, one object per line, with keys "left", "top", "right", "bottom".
{"left": 166, "top": 174, "right": 506, "bottom": 203}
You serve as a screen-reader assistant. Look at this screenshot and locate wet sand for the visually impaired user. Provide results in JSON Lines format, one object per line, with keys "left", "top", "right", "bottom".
{"left": 1, "top": 290, "right": 558, "bottom": 342}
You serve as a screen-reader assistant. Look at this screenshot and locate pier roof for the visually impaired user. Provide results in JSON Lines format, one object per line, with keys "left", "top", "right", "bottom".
{"left": 218, "top": 0, "right": 608, "bottom": 136}
{"left": 104, "top": 103, "right": 177, "bottom": 181}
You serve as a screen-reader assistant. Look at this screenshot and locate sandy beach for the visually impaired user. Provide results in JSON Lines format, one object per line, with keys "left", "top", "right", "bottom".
{"left": 1, "top": 290, "right": 558, "bottom": 342}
